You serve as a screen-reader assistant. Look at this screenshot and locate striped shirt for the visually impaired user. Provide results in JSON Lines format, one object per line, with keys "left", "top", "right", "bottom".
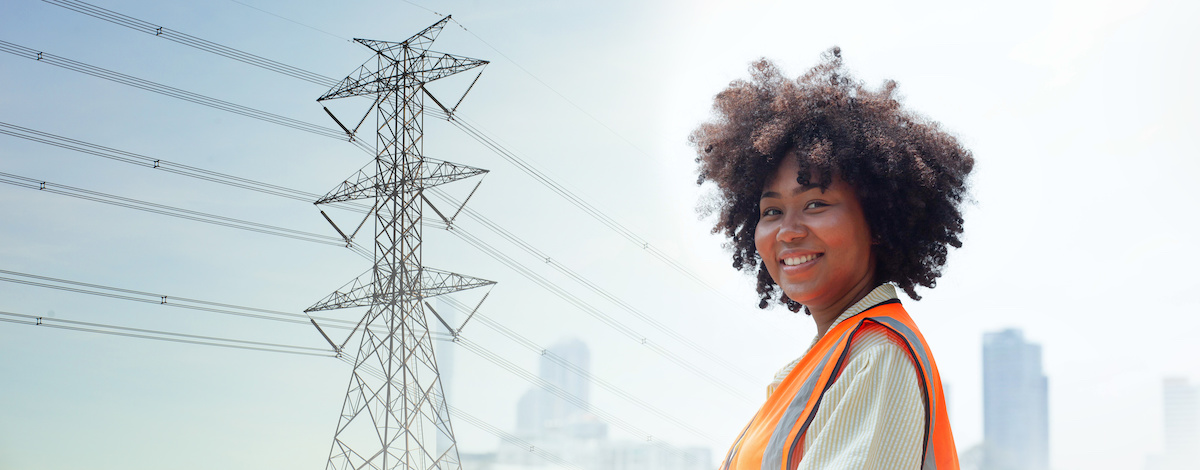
{"left": 765, "top": 284, "right": 925, "bottom": 469}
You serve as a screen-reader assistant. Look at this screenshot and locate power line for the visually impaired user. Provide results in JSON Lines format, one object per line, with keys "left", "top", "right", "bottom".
{"left": 226, "top": 0, "right": 351, "bottom": 43}
{"left": 0, "top": 302, "right": 581, "bottom": 468}
{"left": 0, "top": 39, "right": 372, "bottom": 154}
{"left": 0, "top": 265, "right": 699, "bottom": 462}
{"left": 0, "top": 308, "right": 646, "bottom": 470}
{"left": 0, "top": 268, "right": 338, "bottom": 327}
{"left": 39, "top": 0, "right": 742, "bottom": 317}
{"left": 453, "top": 336, "right": 686, "bottom": 453}
{"left": 4, "top": 11, "right": 755, "bottom": 402}
{"left": 42, "top": 0, "right": 340, "bottom": 87}
{"left": 0, "top": 269, "right": 454, "bottom": 346}
{"left": 0, "top": 310, "right": 333, "bottom": 357}
{"left": 445, "top": 115, "right": 739, "bottom": 304}
{"left": 341, "top": 354, "right": 585, "bottom": 470}
{"left": 0, "top": 121, "right": 370, "bottom": 213}
{"left": 446, "top": 405, "right": 582, "bottom": 470}
{"left": 432, "top": 187, "right": 757, "bottom": 383}
{"left": 446, "top": 220, "right": 752, "bottom": 402}
{"left": 7, "top": 130, "right": 746, "bottom": 396}
{"left": 0, "top": 170, "right": 371, "bottom": 254}
{"left": 0, "top": 267, "right": 697, "bottom": 447}
{"left": 18, "top": 6, "right": 756, "bottom": 396}
{"left": 441, "top": 297, "right": 716, "bottom": 441}
{"left": 1, "top": 6, "right": 734, "bottom": 464}
{"left": 2, "top": 122, "right": 754, "bottom": 402}
{"left": 393, "top": 0, "right": 655, "bottom": 161}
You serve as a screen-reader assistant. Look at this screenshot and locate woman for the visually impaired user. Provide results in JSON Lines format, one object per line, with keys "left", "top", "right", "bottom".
{"left": 691, "top": 48, "right": 974, "bottom": 470}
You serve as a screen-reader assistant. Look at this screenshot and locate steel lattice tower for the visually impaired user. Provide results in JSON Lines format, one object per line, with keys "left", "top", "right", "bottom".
{"left": 305, "top": 17, "right": 491, "bottom": 470}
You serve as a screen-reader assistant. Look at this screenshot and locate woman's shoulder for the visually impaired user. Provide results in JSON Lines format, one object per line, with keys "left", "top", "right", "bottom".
{"left": 843, "top": 322, "right": 921, "bottom": 377}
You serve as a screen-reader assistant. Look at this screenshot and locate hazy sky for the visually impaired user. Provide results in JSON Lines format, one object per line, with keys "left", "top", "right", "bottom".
{"left": 1, "top": 0, "right": 1198, "bottom": 469}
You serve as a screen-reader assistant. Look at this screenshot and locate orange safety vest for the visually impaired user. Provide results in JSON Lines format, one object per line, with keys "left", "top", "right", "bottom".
{"left": 720, "top": 300, "right": 958, "bottom": 470}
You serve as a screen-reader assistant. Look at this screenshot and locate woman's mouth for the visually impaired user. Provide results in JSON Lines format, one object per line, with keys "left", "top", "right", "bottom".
{"left": 781, "top": 253, "right": 822, "bottom": 266}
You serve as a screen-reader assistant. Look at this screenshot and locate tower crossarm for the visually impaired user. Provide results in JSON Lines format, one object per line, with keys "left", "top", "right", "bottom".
{"left": 316, "top": 166, "right": 376, "bottom": 205}
{"left": 306, "top": 266, "right": 492, "bottom": 313}
{"left": 316, "top": 61, "right": 392, "bottom": 101}
{"left": 318, "top": 18, "right": 484, "bottom": 102}
{"left": 417, "top": 158, "right": 487, "bottom": 189}
{"left": 315, "top": 158, "right": 484, "bottom": 205}
{"left": 305, "top": 268, "right": 374, "bottom": 312}
{"left": 412, "top": 52, "right": 488, "bottom": 84}
{"left": 357, "top": 16, "right": 451, "bottom": 59}
{"left": 319, "top": 52, "right": 488, "bottom": 102}
{"left": 416, "top": 267, "right": 495, "bottom": 298}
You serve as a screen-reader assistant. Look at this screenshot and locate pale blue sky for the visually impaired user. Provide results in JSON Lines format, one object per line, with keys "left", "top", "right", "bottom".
{"left": 1, "top": 0, "right": 1198, "bottom": 469}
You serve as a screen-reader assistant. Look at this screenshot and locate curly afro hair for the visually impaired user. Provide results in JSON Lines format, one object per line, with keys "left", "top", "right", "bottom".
{"left": 690, "top": 47, "right": 974, "bottom": 310}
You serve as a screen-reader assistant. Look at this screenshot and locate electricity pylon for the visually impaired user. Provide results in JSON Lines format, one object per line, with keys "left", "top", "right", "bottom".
{"left": 305, "top": 16, "right": 491, "bottom": 470}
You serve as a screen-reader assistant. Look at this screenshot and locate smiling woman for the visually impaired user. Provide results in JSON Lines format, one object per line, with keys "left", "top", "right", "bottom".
{"left": 691, "top": 48, "right": 974, "bottom": 470}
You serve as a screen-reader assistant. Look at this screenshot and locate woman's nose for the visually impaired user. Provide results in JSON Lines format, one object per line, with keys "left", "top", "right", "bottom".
{"left": 776, "top": 214, "right": 808, "bottom": 242}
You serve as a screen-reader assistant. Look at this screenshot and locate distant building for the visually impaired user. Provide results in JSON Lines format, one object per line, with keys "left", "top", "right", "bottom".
{"left": 982, "top": 329, "right": 1049, "bottom": 470}
{"left": 489, "top": 337, "right": 710, "bottom": 470}
{"left": 1147, "top": 377, "right": 1198, "bottom": 470}
{"left": 503, "top": 338, "right": 608, "bottom": 468}
{"left": 515, "top": 338, "right": 607, "bottom": 441}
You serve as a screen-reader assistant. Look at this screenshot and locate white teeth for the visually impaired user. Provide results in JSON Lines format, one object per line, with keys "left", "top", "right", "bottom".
{"left": 783, "top": 254, "right": 818, "bottom": 266}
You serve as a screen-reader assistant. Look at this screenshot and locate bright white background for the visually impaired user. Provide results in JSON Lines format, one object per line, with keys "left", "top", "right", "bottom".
{"left": 1, "top": 0, "right": 1197, "bottom": 469}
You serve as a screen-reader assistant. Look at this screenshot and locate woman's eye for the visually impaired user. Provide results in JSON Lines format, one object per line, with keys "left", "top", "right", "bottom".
{"left": 762, "top": 208, "right": 782, "bottom": 217}
{"left": 805, "top": 201, "right": 828, "bottom": 210}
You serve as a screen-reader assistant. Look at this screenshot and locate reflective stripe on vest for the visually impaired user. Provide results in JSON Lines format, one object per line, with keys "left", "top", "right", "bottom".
{"left": 718, "top": 300, "right": 959, "bottom": 470}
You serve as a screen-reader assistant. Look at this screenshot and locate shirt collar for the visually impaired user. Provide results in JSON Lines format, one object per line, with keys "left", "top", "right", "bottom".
{"left": 806, "top": 283, "right": 899, "bottom": 351}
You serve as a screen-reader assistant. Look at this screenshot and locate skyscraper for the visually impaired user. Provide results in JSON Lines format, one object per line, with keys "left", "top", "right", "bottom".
{"left": 982, "top": 329, "right": 1049, "bottom": 470}
{"left": 1152, "top": 377, "right": 1199, "bottom": 470}
{"left": 515, "top": 337, "right": 606, "bottom": 440}
{"left": 498, "top": 337, "right": 709, "bottom": 470}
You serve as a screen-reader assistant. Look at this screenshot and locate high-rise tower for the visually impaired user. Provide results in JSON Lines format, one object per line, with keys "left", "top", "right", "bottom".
{"left": 982, "top": 329, "right": 1049, "bottom": 470}
{"left": 1159, "top": 377, "right": 1198, "bottom": 470}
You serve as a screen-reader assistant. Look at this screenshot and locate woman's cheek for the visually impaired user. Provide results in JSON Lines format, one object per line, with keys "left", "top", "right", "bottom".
{"left": 753, "top": 223, "right": 776, "bottom": 277}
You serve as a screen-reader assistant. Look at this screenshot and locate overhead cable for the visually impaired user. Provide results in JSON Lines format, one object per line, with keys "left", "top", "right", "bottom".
{"left": 0, "top": 170, "right": 361, "bottom": 251}
{"left": 0, "top": 268, "right": 339, "bottom": 327}
{"left": 455, "top": 336, "right": 666, "bottom": 446}
{"left": 0, "top": 310, "right": 333, "bottom": 357}
{"left": 0, "top": 121, "right": 370, "bottom": 213}
{"left": 446, "top": 221, "right": 751, "bottom": 402}
{"left": 0, "top": 264, "right": 711, "bottom": 442}
{"left": 42, "top": 0, "right": 340, "bottom": 87}
{"left": 21, "top": 8, "right": 754, "bottom": 393}
{"left": 0, "top": 39, "right": 371, "bottom": 154}
{"left": 432, "top": 187, "right": 756, "bottom": 383}
{"left": 341, "top": 355, "right": 584, "bottom": 470}
{"left": 2, "top": 124, "right": 751, "bottom": 401}
{"left": 0, "top": 268, "right": 686, "bottom": 461}
{"left": 441, "top": 297, "right": 715, "bottom": 441}
{"left": 0, "top": 304, "right": 581, "bottom": 468}
{"left": 0, "top": 269, "right": 453, "bottom": 347}
{"left": 38, "top": 0, "right": 738, "bottom": 313}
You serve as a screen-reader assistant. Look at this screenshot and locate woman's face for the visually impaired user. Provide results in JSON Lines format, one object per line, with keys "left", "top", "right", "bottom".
{"left": 754, "top": 153, "right": 876, "bottom": 311}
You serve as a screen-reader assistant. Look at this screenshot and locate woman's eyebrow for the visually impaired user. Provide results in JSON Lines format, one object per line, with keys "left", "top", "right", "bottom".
{"left": 761, "top": 185, "right": 822, "bottom": 199}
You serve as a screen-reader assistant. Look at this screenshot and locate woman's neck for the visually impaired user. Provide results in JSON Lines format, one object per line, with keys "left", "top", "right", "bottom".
{"left": 809, "top": 275, "right": 878, "bottom": 338}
